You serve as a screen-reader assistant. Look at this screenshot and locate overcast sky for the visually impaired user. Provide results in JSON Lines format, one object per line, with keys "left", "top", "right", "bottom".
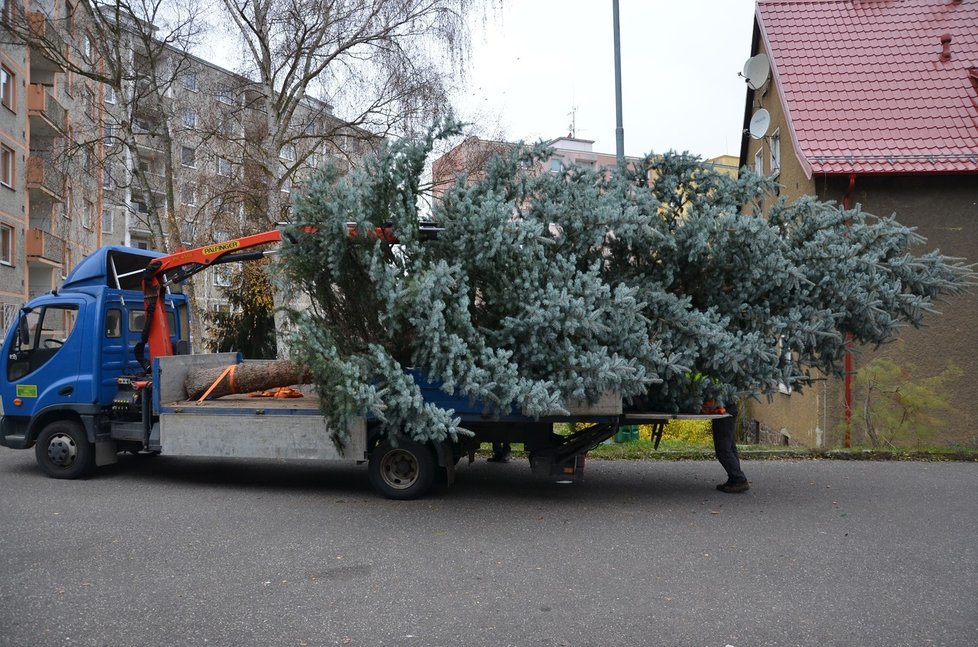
{"left": 452, "top": 0, "right": 758, "bottom": 160}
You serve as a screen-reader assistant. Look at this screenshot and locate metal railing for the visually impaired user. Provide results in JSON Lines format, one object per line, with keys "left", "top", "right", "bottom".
{"left": 26, "top": 155, "right": 65, "bottom": 200}
{"left": 27, "top": 84, "right": 67, "bottom": 135}
{"left": 25, "top": 228, "right": 65, "bottom": 265}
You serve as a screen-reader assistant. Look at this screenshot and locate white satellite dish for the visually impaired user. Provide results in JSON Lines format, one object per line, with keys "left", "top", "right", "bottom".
{"left": 742, "top": 53, "right": 770, "bottom": 90}
{"left": 749, "top": 108, "right": 771, "bottom": 139}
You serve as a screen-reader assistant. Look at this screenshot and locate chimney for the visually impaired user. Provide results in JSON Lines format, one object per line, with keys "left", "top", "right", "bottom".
{"left": 940, "top": 34, "right": 952, "bottom": 62}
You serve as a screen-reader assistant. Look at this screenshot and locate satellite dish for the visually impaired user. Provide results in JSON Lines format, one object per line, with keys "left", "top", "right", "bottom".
{"left": 742, "top": 53, "right": 770, "bottom": 90}
{"left": 749, "top": 108, "right": 771, "bottom": 139}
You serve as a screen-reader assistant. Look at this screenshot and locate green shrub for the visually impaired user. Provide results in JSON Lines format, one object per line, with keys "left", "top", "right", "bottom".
{"left": 855, "top": 356, "right": 962, "bottom": 449}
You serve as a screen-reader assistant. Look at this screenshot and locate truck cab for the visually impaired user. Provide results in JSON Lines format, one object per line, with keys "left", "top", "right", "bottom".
{"left": 0, "top": 246, "right": 188, "bottom": 474}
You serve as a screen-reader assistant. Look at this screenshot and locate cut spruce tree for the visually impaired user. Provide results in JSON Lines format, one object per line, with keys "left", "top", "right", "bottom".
{"left": 275, "top": 120, "right": 975, "bottom": 447}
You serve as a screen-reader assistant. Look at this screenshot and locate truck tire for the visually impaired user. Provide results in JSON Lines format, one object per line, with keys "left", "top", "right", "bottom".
{"left": 368, "top": 438, "right": 436, "bottom": 500}
{"left": 34, "top": 420, "right": 95, "bottom": 479}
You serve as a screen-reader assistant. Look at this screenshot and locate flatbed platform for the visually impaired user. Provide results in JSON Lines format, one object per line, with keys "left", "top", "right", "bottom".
{"left": 161, "top": 392, "right": 323, "bottom": 414}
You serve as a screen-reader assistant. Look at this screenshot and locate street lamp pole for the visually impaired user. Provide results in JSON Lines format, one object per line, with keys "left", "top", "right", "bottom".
{"left": 613, "top": 0, "right": 625, "bottom": 166}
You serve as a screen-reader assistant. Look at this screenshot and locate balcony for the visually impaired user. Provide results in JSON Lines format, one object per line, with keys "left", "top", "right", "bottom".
{"left": 133, "top": 127, "right": 166, "bottom": 159}
{"left": 26, "top": 12, "right": 67, "bottom": 82}
{"left": 26, "top": 155, "right": 64, "bottom": 202}
{"left": 25, "top": 228, "right": 64, "bottom": 267}
{"left": 27, "top": 84, "right": 66, "bottom": 137}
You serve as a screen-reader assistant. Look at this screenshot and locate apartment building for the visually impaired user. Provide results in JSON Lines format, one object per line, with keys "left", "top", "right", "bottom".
{"left": 1, "top": 0, "right": 366, "bottom": 343}
{"left": 433, "top": 135, "right": 641, "bottom": 200}
{"left": 1, "top": 0, "right": 102, "bottom": 333}
{"left": 433, "top": 134, "right": 736, "bottom": 198}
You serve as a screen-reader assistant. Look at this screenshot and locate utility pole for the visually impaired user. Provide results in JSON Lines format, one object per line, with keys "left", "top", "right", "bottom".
{"left": 613, "top": 0, "right": 625, "bottom": 166}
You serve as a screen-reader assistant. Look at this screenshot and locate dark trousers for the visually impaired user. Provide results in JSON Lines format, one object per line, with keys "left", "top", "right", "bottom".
{"left": 491, "top": 442, "right": 511, "bottom": 458}
{"left": 712, "top": 403, "right": 747, "bottom": 484}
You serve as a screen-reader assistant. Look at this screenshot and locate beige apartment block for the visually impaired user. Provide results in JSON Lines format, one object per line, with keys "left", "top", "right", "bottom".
{"left": 1, "top": 0, "right": 369, "bottom": 345}
{"left": 1, "top": 0, "right": 101, "bottom": 331}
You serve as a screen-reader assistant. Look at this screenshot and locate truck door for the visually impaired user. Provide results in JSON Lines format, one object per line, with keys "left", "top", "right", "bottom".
{"left": 4, "top": 303, "right": 83, "bottom": 417}
{"left": 98, "top": 304, "right": 136, "bottom": 405}
{"left": 126, "top": 305, "right": 180, "bottom": 360}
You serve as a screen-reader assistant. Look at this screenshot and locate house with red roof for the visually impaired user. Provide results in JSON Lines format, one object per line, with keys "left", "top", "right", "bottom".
{"left": 740, "top": 0, "right": 978, "bottom": 448}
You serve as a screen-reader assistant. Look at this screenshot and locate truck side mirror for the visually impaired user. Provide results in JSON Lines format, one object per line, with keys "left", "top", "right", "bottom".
{"left": 17, "top": 309, "right": 32, "bottom": 348}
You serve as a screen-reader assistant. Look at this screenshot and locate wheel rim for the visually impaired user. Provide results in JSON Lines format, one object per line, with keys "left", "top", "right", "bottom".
{"left": 46, "top": 433, "right": 78, "bottom": 468}
{"left": 379, "top": 448, "right": 419, "bottom": 490}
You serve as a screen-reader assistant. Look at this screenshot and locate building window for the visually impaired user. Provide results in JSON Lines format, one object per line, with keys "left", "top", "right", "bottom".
{"left": 777, "top": 335, "right": 793, "bottom": 394}
{"left": 102, "top": 165, "right": 113, "bottom": 190}
{"left": 82, "top": 199, "right": 94, "bottom": 229}
{"left": 1, "top": 0, "right": 12, "bottom": 26}
{"left": 181, "top": 183, "right": 196, "bottom": 206}
{"left": 0, "top": 144, "right": 13, "bottom": 188}
{"left": 182, "top": 108, "right": 196, "bottom": 129}
{"left": 280, "top": 144, "right": 296, "bottom": 161}
{"left": 82, "top": 36, "right": 91, "bottom": 61}
{"left": 549, "top": 159, "right": 562, "bottom": 173}
{"left": 101, "top": 208, "right": 113, "bottom": 234}
{"left": 219, "top": 115, "right": 237, "bottom": 137}
{"left": 308, "top": 153, "right": 318, "bottom": 169}
{"left": 1, "top": 223, "right": 12, "bottom": 265}
{"left": 770, "top": 129, "right": 781, "bottom": 177}
{"left": 85, "top": 88, "right": 96, "bottom": 120}
{"left": 104, "top": 84, "right": 116, "bottom": 104}
{"left": 754, "top": 147, "right": 764, "bottom": 176}
{"left": 1, "top": 66, "right": 14, "bottom": 112}
{"left": 213, "top": 267, "right": 232, "bottom": 287}
{"left": 180, "top": 220, "right": 195, "bottom": 245}
{"left": 183, "top": 72, "right": 198, "bottom": 91}
{"left": 181, "top": 146, "right": 196, "bottom": 168}
{"left": 216, "top": 156, "right": 231, "bottom": 177}
{"left": 217, "top": 88, "right": 234, "bottom": 105}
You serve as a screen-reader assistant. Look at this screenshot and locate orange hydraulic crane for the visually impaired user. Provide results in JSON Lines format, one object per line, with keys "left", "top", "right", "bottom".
{"left": 135, "top": 229, "right": 286, "bottom": 366}
{"left": 133, "top": 222, "right": 439, "bottom": 367}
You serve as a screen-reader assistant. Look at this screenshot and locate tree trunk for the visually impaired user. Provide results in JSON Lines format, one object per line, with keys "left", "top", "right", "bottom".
{"left": 184, "top": 361, "right": 310, "bottom": 400}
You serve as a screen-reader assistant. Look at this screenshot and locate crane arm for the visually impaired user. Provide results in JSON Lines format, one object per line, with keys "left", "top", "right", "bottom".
{"left": 136, "top": 229, "right": 285, "bottom": 367}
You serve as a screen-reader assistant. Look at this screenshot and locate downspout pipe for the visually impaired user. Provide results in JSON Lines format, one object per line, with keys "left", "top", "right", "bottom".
{"left": 842, "top": 173, "right": 857, "bottom": 447}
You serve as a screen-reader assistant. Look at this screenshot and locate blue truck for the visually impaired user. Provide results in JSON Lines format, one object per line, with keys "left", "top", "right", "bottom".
{"left": 0, "top": 231, "right": 696, "bottom": 499}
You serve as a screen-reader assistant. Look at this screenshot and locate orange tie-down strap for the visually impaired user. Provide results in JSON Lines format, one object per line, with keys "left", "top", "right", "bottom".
{"left": 248, "top": 387, "right": 304, "bottom": 399}
{"left": 196, "top": 363, "right": 239, "bottom": 404}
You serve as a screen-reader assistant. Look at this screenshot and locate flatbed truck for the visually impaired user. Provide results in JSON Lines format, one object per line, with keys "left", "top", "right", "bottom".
{"left": 0, "top": 229, "right": 712, "bottom": 499}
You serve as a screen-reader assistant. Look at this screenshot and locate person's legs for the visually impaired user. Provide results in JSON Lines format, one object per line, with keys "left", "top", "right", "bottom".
{"left": 712, "top": 404, "right": 748, "bottom": 491}
{"left": 488, "top": 441, "right": 511, "bottom": 462}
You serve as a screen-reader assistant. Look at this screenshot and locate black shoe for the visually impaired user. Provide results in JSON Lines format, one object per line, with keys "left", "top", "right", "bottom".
{"left": 716, "top": 480, "right": 750, "bottom": 493}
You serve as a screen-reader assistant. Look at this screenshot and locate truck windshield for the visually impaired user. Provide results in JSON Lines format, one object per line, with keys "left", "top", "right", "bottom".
{"left": 7, "top": 305, "right": 79, "bottom": 381}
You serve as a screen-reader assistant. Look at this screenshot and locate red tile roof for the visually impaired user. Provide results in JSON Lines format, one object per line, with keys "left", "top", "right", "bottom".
{"left": 756, "top": 0, "right": 978, "bottom": 176}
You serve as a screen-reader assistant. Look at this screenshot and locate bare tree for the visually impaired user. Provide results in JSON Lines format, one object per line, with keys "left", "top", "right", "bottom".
{"left": 9, "top": 0, "right": 250, "bottom": 342}
{"left": 217, "top": 0, "right": 487, "bottom": 225}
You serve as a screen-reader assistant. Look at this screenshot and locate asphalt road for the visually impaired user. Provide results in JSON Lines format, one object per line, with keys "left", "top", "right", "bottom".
{"left": 0, "top": 448, "right": 975, "bottom": 647}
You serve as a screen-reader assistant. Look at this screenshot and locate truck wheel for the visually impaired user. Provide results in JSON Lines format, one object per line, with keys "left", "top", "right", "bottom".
{"left": 34, "top": 421, "right": 95, "bottom": 479}
{"left": 368, "top": 438, "right": 436, "bottom": 500}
